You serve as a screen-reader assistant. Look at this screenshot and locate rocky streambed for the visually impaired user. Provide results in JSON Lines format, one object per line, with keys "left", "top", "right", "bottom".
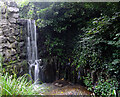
{"left": 33, "top": 80, "right": 94, "bottom": 95}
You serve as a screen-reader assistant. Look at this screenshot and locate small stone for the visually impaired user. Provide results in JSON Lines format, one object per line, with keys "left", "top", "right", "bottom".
{"left": 1, "top": 14, "right": 8, "bottom": 19}
{"left": 0, "top": 19, "right": 8, "bottom": 25}
{"left": 0, "top": 1, "right": 4, "bottom": 7}
{"left": 8, "top": 18, "right": 16, "bottom": 23}
{"left": 7, "top": 37, "right": 16, "bottom": 43}
{"left": 11, "top": 49, "right": 16, "bottom": 56}
{"left": 3, "top": 29, "right": 10, "bottom": 37}
{"left": 0, "top": 52, "right": 3, "bottom": 56}
{"left": 2, "top": 38, "right": 7, "bottom": 43}
{"left": 5, "top": 50, "right": 11, "bottom": 58}
{"left": 0, "top": 30, "right": 3, "bottom": 36}
{"left": 19, "top": 42, "right": 25, "bottom": 47}
{"left": 17, "top": 19, "right": 27, "bottom": 26}
{"left": 20, "top": 53, "right": 26, "bottom": 59}
{"left": 11, "top": 42, "right": 18, "bottom": 49}
{"left": 4, "top": 42, "right": 11, "bottom": 49}
{"left": 54, "top": 83, "right": 59, "bottom": 86}
{"left": 7, "top": 2, "right": 17, "bottom": 7}
{"left": 0, "top": 45, "right": 2, "bottom": 49}
{"left": 1, "top": 7, "right": 6, "bottom": 14}
{"left": 58, "top": 84, "right": 63, "bottom": 87}
{"left": 0, "top": 36, "right": 4, "bottom": 43}
{"left": 12, "top": 13, "right": 19, "bottom": 18}
{"left": 14, "top": 30, "right": 19, "bottom": 36}
{"left": 7, "top": 7, "right": 19, "bottom": 13}
{"left": 0, "top": 49, "right": 2, "bottom": 52}
{"left": 11, "top": 56, "right": 17, "bottom": 61}
{"left": 2, "top": 25, "right": 9, "bottom": 31}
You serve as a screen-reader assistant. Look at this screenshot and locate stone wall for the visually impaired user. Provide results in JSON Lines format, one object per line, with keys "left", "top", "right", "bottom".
{"left": 0, "top": 1, "right": 27, "bottom": 75}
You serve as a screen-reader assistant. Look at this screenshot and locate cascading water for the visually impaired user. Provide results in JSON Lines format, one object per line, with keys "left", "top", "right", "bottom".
{"left": 27, "top": 19, "right": 40, "bottom": 83}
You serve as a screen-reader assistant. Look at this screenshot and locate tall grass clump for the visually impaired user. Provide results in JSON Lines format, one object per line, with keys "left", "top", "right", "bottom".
{"left": 0, "top": 55, "right": 39, "bottom": 95}
{"left": 1, "top": 73, "right": 39, "bottom": 95}
{"left": 0, "top": 56, "right": 2, "bottom": 97}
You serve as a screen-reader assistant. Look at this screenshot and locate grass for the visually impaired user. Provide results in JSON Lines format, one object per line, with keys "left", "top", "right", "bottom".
{"left": 0, "top": 73, "right": 39, "bottom": 95}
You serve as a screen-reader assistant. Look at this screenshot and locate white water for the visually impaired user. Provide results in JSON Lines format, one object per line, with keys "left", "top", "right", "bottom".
{"left": 27, "top": 19, "right": 39, "bottom": 83}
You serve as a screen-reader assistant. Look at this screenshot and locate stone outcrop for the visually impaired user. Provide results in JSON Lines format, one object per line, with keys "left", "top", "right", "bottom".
{"left": 0, "top": 1, "right": 27, "bottom": 75}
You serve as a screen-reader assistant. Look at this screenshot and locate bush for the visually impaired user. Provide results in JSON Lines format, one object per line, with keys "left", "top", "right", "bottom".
{"left": 83, "top": 74, "right": 118, "bottom": 96}
{"left": 0, "top": 73, "right": 39, "bottom": 95}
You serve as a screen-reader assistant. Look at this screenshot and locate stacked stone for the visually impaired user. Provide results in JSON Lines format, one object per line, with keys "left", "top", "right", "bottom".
{"left": 0, "top": 1, "right": 19, "bottom": 63}
{"left": 0, "top": 1, "right": 27, "bottom": 73}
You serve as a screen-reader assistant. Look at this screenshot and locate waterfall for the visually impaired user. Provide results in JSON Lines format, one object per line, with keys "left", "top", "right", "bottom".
{"left": 27, "top": 19, "right": 39, "bottom": 83}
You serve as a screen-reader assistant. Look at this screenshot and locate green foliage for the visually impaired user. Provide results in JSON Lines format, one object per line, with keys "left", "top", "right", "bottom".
{"left": 15, "top": 0, "right": 29, "bottom": 7}
{"left": 84, "top": 73, "right": 118, "bottom": 96}
{"left": 83, "top": 73, "right": 93, "bottom": 91}
{"left": 20, "top": 2, "right": 120, "bottom": 95}
{"left": 1, "top": 73, "right": 38, "bottom": 95}
{"left": 94, "top": 78, "right": 118, "bottom": 96}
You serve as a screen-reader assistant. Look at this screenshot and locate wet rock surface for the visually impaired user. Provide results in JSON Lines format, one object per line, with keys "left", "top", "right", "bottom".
{"left": 33, "top": 80, "right": 93, "bottom": 95}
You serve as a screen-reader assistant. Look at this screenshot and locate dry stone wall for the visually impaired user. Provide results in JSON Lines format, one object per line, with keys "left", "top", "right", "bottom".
{"left": 0, "top": 1, "right": 27, "bottom": 75}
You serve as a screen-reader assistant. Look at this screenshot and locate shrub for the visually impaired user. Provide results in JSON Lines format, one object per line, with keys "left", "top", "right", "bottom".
{"left": 0, "top": 73, "right": 39, "bottom": 95}
{"left": 94, "top": 78, "right": 119, "bottom": 96}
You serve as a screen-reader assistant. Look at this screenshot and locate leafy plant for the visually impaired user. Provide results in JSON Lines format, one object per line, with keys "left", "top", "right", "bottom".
{"left": 1, "top": 73, "right": 39, "bottom": 95}
{"left": 83, "top": 73, "right": 93, "bottom": 91}
{"left": 94, "top": 78, "right": 118, "bottom": 96}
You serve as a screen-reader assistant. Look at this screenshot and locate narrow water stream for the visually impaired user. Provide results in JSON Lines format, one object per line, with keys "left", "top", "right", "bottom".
{"left": 27, "top": 19, "right": 39, "bottom": 83}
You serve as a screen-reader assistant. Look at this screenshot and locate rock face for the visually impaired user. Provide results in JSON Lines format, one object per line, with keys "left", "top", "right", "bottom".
{"left": 0, "top": 1, "right": 27, "bottom": 75}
